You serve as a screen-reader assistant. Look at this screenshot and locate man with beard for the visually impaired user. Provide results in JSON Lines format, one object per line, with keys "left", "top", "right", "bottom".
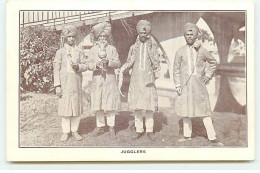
{"left": 88, "top": 22, "right": 121, "bottom": 139}
{"left": 173, "top": 23, "right": 224, "bottom": 146}
{"left": 119, "top": 20, "right": 160, "bottom": 141}
{"left": 53, "top": 26, "right": 94, "bottom": 142}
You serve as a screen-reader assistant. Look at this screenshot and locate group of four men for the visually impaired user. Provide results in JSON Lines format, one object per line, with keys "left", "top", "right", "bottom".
{"left": 53, "top": 19, "right": 223, "bottom": 146}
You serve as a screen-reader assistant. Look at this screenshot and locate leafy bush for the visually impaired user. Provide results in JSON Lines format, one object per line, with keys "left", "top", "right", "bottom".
{"left": 20, "top": 25, "right": 60, "bottom": 93}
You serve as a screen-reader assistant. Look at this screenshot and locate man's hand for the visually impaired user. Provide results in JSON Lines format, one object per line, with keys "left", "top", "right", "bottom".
{"left": 96, "top": 60, "right": 104, "bottom": 69}
{"left": 200, "top": 76, "right": 210, "bottom": 84}
{"left": 176, "top": 86, "right": 182, "bottom": 96}
{"left": 97, "top": 59, "right": 107, "bottom": 71}
{"left": 55, "top": 86, "right": 62, "bottom": 98}
{"left": 101, "top": 58, "right": 109, "bottom": 65}
{"left": 72, "top": 63, "right": 79, "bottom": 72}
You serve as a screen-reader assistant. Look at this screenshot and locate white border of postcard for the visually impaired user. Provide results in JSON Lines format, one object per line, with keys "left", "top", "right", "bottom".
{"left": 6, "top": 0, "right": 255, "bottom": 161}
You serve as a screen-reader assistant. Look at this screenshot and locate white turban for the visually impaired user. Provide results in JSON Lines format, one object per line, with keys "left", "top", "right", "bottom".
{"left": 92, "top": 22, "right": 112, "bottom": 39}
{"left": 184, "top": 23, "right": 199, "bottom": 35}
{"left": 61, "top": 25, "right": 77, "bottom": 37}
{"left": 136, "top": 20, "right": 152, "bottom": 34}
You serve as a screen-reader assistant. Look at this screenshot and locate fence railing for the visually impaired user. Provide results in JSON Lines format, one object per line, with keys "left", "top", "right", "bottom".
{"left": 20, "top": 11, "right": 153, "bottom": 28}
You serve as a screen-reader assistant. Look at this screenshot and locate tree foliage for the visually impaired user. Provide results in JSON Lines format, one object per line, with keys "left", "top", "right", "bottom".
{"left": 20, "top": 25, "right": 60, "bottom": 93}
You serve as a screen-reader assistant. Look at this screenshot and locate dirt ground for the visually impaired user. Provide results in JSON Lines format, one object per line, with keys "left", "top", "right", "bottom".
{"left": 20, "top": 92, "right": 247, "bottom": 147}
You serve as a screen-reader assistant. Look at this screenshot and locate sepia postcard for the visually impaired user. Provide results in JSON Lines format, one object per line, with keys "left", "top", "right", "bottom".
{"left": 6, "top": 0, "right": 255, "bottom": 161}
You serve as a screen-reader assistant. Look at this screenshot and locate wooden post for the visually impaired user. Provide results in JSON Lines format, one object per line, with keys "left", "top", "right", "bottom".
{"left": 27, "top": 11, "right": 29, "bottom": 23}
{"left": 22, "top": 11, "right": 24, "bottom": 27}
{"left": 109, "top": 11, "right": 111, "bottom": 23}
{"left": 47, "top": 11, "right": 49, "bottom": 23}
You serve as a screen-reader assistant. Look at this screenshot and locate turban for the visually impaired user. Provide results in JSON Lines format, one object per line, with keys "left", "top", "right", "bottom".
{"left": 184, "top": 23, "right": 199, "bottom": 35}
{"left": 136, "top": 20, "right": 152, "bottom": 34}
{"left": 92, "top": 22, "right": 112, "bottom": 39}
{"left": 61, "top": 25, "right": 77, "bottom": 37}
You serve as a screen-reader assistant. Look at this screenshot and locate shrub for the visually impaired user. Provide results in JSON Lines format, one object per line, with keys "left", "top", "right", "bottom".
{"left": 20, "top": 25, "right": 60, "bottom": 93}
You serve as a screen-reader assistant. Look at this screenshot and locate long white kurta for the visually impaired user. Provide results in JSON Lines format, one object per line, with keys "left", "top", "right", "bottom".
{"left": 88, "top": 45, "right": 121, "bottom": 112}
{"left": 127, "top": 41, "right": 159, "bottom": 112}
{"left": 53, "top": 44, "right": 91, "bottom": 117}
{"left": 173, "top": 45, "right": 217, "bottom": 118}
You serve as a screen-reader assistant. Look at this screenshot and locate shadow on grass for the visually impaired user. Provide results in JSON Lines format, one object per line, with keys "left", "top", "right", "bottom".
{"left": 116, "top": 111, "right": 168, "bottom": 133}
{"left": 154, "top": 112, "right": 168, "bottom": 133}
{"left": 178, "top": 117, "right": 208, "bottom": 138}
{"left": 115, "top": 111, "right": 134, "bottom": 133}
{"left": 78, "top": 116, "right": 96, "bottom": 135}
{"left": 78, "top": 111, "right": 135, "bottom": 135}
{"left": 78, "top": 111, "right": 168, "bottom": 135}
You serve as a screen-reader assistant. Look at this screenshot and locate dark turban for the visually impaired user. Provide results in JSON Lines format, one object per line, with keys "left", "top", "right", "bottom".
{"left": 136, "top": 20, "right": 152, "bottom": 34}
{"left": 61, "top": 25, "right": 77, "bottom": 37}
{"left": 92, "top": 22, "right": 112, "bottom": 39}
{"left": 184, "top": 23, "right": 199, "bottom": 35}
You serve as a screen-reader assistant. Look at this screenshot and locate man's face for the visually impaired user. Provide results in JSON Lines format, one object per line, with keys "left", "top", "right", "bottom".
{"left": 184, "top": 30, "right": 197, "bottom": 45}
{"left": 98, "top": 33, "right": 108, "bottom": 42}
{"left": 66, "top": 35, "right": 75, "bottom": 46}
{"left": 138, "top": 31, "right": 148, "bottom": 42}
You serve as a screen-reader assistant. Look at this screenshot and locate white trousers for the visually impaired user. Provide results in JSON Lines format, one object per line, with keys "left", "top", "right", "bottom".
{"left": 96, "top": 111, "right": 115, "bottom": 127}
{"left": 61, "top": 116, "right": 81, "bottom": 134}
{"left": 183, "top": 117, "right": 216, "bottom": 140}
{"left": 135, "top": 110, "right": 154, "bottom": 133}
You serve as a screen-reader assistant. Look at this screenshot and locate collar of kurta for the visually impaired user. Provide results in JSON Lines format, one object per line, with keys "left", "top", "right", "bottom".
{"left": 64, "top": 43, "right": 75, "bottom": 51}
{"left": 187, "top": 40, "right": 201, "bottom": 49}
{"left": 187, "top": 44, "right": 195, "bottom": 49}
{"left": 186, "top": 44, "right": 198, "bottom": 76}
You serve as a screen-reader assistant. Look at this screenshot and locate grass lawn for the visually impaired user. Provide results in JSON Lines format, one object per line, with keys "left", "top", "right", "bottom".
{"left": 20, "top": 92, "right": 247, "bottom": 147}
